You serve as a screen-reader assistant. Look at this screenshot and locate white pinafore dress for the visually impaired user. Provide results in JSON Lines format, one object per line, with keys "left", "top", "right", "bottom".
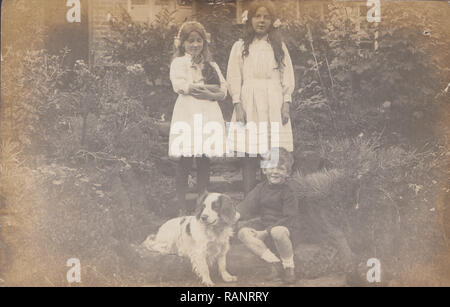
{"left": 168, "top": 54, "right": 227, "bottom": 158}
{"left": 226, "top": 37, "right": 295, "bottom": 155}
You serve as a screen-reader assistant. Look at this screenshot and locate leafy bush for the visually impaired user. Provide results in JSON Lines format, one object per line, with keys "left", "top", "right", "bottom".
{"left": 291, "top": 135, "right": 445, "bottom": 274}
{"left": 282, "top": 2, "right": 448, "bottom": 151}
{"left": 104, "top": 8, "right": 178, "bottom": 87}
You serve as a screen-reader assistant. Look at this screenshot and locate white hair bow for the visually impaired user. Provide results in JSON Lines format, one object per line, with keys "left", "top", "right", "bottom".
{"left": 241, "top": 10, "right": 248, "bottom": 23}
{"left": 273, "top": 19, "right": 282, "bottom": 28}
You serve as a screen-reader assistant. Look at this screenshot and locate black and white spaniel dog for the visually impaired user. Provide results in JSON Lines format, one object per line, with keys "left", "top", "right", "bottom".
{"left": 142, "top": 192, "right": 240, "bottom": 286}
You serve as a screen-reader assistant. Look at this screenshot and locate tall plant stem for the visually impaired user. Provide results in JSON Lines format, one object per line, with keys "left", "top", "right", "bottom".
{"left": 306, "top": 24, "right": 337, "bottom": 132}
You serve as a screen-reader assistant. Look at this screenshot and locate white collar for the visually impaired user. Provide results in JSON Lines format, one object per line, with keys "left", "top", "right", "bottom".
{"left": 184, "top": 53, "right": 203, "bottom": 66}
{"left": 253, "top": 34, "right": 269, "bottom": 42}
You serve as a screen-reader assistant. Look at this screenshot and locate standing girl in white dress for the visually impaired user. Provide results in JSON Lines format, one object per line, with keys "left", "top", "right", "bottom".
{"left": 227, "top": 0, "right": 295, "bottom": 195}
{"left": 169, "top": 21, "right": 228, "bottom": 213}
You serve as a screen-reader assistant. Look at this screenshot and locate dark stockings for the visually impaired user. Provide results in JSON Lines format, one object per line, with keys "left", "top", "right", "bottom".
{"left": 175, "top": 156, "right": 210, "bottom": 212}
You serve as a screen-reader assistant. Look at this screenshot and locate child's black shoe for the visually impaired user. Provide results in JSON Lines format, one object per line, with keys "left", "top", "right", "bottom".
{"left": 282, "top": 267, "right": 296, "bottom": 284}
{"left": 265, "top": 262, "right": 283, "bottom": 281}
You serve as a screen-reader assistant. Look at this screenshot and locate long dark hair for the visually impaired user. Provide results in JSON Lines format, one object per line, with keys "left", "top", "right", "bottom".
{"left": 242, "top": 0, "right": 285, "bottom": 71}
{"left": 172, "top": 21, "right": 220, "bottom": 85}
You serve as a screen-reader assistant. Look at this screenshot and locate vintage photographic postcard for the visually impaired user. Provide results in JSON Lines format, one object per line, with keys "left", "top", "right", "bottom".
{"left": 0, "top": 0, "right": 449, "bottom": 289}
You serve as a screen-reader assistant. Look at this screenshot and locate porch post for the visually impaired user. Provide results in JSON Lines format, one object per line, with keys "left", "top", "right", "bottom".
{"left": 236, "top": 0, "right": 243, "bottom": 23}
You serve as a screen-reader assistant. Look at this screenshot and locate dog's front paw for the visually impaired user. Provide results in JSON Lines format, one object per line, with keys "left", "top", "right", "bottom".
{"left": 133, "top": 243, "right": 148, "bottom": 258}
{"left": 202, "top": 279, "right": 215, "bottom": 287}
{"left": 221, "top": 271, "right": 237, "bottom": 283}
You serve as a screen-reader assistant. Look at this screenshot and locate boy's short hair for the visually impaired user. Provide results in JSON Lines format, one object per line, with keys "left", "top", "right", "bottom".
{"left": 261, "top": 147, "right": 294, "bottom": 170}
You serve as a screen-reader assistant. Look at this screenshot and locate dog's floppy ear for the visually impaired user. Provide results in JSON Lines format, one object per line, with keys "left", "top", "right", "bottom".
{"left": 195, "top": 190, "right": 208, "bottom": 219}
{"left": 219, "top": 195, "right": 237, "bottom": 225}
{"left": 197, "top": 190, "right": 209, "bottom": 206}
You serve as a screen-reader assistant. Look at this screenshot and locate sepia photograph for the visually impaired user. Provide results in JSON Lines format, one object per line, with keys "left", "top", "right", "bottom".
{"left": 0, "top": 0, "right": 449, "bottom": 289}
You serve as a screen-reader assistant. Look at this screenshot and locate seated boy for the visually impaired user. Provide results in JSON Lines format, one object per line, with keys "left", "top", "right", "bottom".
{"left": 236, "top": 148, "right": 299, "bottom": 284}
